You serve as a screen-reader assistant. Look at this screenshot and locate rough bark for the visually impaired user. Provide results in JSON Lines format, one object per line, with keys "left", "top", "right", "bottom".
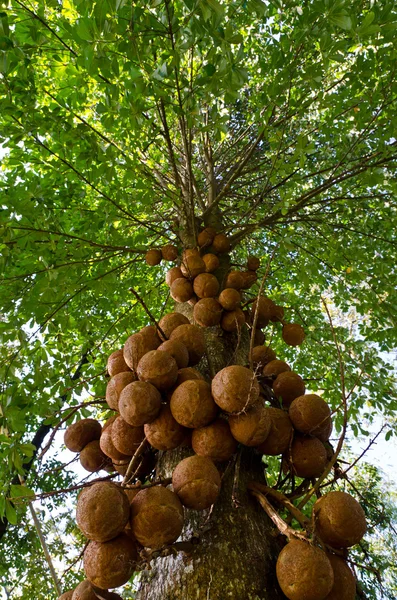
{"left": 136, "top": 313, "right": 287, "bottom": 599}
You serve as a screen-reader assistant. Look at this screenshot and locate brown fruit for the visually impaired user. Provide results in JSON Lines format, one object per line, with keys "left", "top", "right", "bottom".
{"left": 76, "top": 482, "right": 130, "bottom": 542}
{"left": 170, "top": 278, "right": 194, "bottom": 303}
{"left": 251, "top": 296, "right": 277, "bottom": 327}
{"left": 71, "top": 580, "right": 97, "bottom": 600}
{"left": 251, "top": 346, "right": 277, "bottom": 368}
{"left": 253, "top": 328, "right": 265, "bottom": 345}
{"left": 276, "top": 539, "right": 334, "bottom": 600}
{"left": 229, "top": 402, "right": 271, "bottom": 446}
{"left": 172, "top": 455, "right": 221, "bottom": 510}
{"left": 80, "top": 441, "right": 109, "bottom": 473}
{"left": 203, "top": 253, "right": 220, "bottom": 273}
{"left": 144, "top": 404, "right": 188, "bottom": 450}
{"left": 182, "top": 248, "right": 200, "bottom": 259}
{"left": 270, "top": 305, "right": 285, "bottom": 322}
{"left": 158, "top": 312, "right": 190, "bottom": 340}
{"left": 313, "top": 491, "right": 367, "bottom": 548}
{"left": 193, "top": 298, "right": 223, "bottom": 327}
{"left": 157, "top": 340, "right": 189, "bottom": 369}
{"left": 289, "top": 394, "right": 331, "bottom": 435}
{"left": 225, "top": 271, "right": 244, "bottom": 290}
{"left": 100, "top": 425, "right": 131, "bottom": 462}
{"left": 130, "top": 486, "right": 184, "bottom": 549}
{"left": 247, "top": 256, "right": 260, "bottom": 271}
{"left": 112, "top": 459, "right": 129, "bottom": 476}
{"left": 282, "top": 323, "right": 305, "bottom": 346}
{"left": 137, "top": 350, "right": 178, "bottom": 391}
{"left": 273, "top": 372, "right": 306, "bottom": 407}
{"left": 263, "top": 359, "right": 291, "bottom": 380}
{"left": 211, "top": 366, "right": 260, "bottom": 413}
{"left": 58, "top": 592, "right": 74, "bottom": 600}
{"left": 102, "top": 415, "right": 118, "bottom": 432}
{"left": 316, "top": 418, "right": 333, "bottom": 442}
{"left": 198, "top": 227, "right": 216, "bottom": 248}
{"left": 256, "top": 408, "right": 293, "bottom": 455}
{"left": 145, "top": 248, "right": 162, "bottom": 266}
{"left": 161, "top": 244, "right": 178, "bottom": 261}
{"left": 193, "top": 273, "right": 220, "bottom": 298}
{"left": 221, "top": 307, "right": 245, "bottom": 332}
{"left": 288, "top": 435, "right": 328, "bottom": 478}
{"left": 106, "top": 349, "right": 131, "bottom": 377}
{"left": 192, "top": 418, "right": 237, "bottom": 462}
{"left": 111, "top": 416, "right": 145, "bottom": 456}
{"left": 165, "top": 266, "right": 183, "bottom": 287}
{"left": 123, "top": 330, "right": 161, "bottom": 371}
{"left": 181, "top": 254, "right": 206, "bottom": 279}
{"left": 212, "top": 233, "right": 230, "bottom": 254}
{"left": 84, "top": 533, "right": 137, "bottom": 589}
{"left": 174, "top": 367, "right": 205, "bottom": 386}
{"left": 325, "top": 554, "right": 356, "bottom": 600}
{"left": 170, "top": 380, "right": 218, "bottom": 428}
{"left": 64, "top": 419, "right": 102, "bottom": 453}
{"left": 119, "top": 381, "right": 162, "bottom": 426}
{"left": 169, "top": 324, "right": 206, "bottom": 366}
{"left": 218, "top": 288, "right": 241, "bottom": 311}
{"left": 240, "top": 270, "right": 257, "bottom": 289}
{"left": 106, "top": 371, "right": 136, "bottom": 411}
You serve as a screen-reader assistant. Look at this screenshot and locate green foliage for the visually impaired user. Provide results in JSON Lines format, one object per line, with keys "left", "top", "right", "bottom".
{"left": 0, "top": 0, "right": 397, "bottom": 598}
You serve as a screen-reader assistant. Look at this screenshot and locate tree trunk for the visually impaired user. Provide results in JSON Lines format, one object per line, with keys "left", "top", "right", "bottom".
{"left": 136, "top": 320, "right": 287, "bottom": 600}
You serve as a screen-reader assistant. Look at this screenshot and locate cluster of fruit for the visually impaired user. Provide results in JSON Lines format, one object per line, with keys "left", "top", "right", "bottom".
{"left": 58, "top": 228, "right": 365, "bottom": 600}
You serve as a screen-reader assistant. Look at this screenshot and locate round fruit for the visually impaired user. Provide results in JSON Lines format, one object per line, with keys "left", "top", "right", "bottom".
{"left": 157, "top": 340, "right": 189, "bottom": 369}
{"left": 313, "top": 491, "right": 367, "bottom": 548}
{"left": 170, "top": 278, "right": 194, "bottom": 303}
{"left": 198, "top": 227, "right": 216, "bottom": 247}
{"left": 273, "top": 372, "right": 306, "bottom": 407}
{"left": 219, "top": 288, "right": 241, "bottom": 312}
{"left": 166, "top": 266, "right": 183, "bottom": 287}
{"left": 288, "top": 435, "right": 327, "bottom": 478}
{"left": 71, "top": 580, "right": 96, "bottom": 600}
{"left": 221, "top": 307, "right": 245, "bottom": 332}
{"left": 325, "top": 554, "right": 356, "bottom": 600}
{"left": 58, "top": 591, "right": 74, "bottom": 600}
{"left": 225, "top": 271, "right": 244, "bottom": 290}
{"left": 169, "top": 324, "right": 206, "bottom": 365}
{"left": 263, "top": 359, "right": 291, "bottom": 380}
{"left": 144, "top": 404, "right": 188, "bottom": 450}
{"left": 317, "top": 418, "right": 333, "bottom": 442}
{"left": 123, "top": 330, "right": 161, "bottom": 371}
{"left": 130, "top": 486, "right": 184, "bottom": 549}
{"left": 193, "top": 298, "right": 223, "bottom": 327}
{"left": 137, "top": 350, "right": 178, "bottom": 391}
{"left": 212, "top": 233, "right": 230, "bottom": 253}
{"left": 193, "top": 273, "right": 220, "bottom": 298}
{"left": 240, "top": 270, "right": 257, "bottom": 289}
{"left": 282, "top": 323, "right": 305, "bottom": 346}
{"left": 84, "top": 533, "right": 138, "bottom": 589}
{"left": 76, "top": 482, "right": 130, "bottom": 542}
{"left": 182, "top": 248, "right": 200, "bottom": 259}
{"left": 256, "top": 408, "right": 293, "bottom": 455}
{"left": 107, "top": 349, "right": 131, "bottom": 377}
{"left": 203, "top": 253, "right": 220, "bottom": 273}
{"left": 161, "top": 244, "right": 178, "bottom": 261}
{"left": 100, "top": 425, "right": 131, "bottom": 462}
{"left": 289, "top": 394, "right": 331, "bottom": 435}
{"left": 192, "top": 418, "right": 237, "bottom": 462}
{"left": 80, "top": 441, "right": 109, "bottom": 473}
{"left": 172, "top": 455, "right": 221, "bottom": 510}
{"left": 145, "top": 249, "right": 162, "bottom": 266}
{"left": 229, "top": 402, "right": 271, "bottom": 446}
{"left": 251, "top": 346, "right": 276, "bottom": 369}
{"left": 170, "top": 380, "right": 218, "bottom": 428}
{"left": 247, "top": 256, "right": 260, "bottom": 271}
{"left": 181, "top": 254, "right": 206, "bottom": 279}
{"left": 119, "top": 381, "right": 162, "bottom": 426}
{"left": 270, "top": 305, "right": 284, "bottom": 322}
{"left": 102, "top": 415, "right": 118, "bottom": 432}
{"left": 174, "top": 367, "right": 205, "bottom": 386}
{"left": 111, "top": 416, "right": 145, "bottom": 456}
{"left": 211, "top": 365, "right": 260, "bottom": 413}
{"left": 158, "top": 312, "right": 190, "bottom": 340}
{"left": 251, "top": 296, "right": 277, "bottom": 327}
{"left": 106, "top": 371, "right": 136, "bottom": 411}
{"left": 276, "top": 539, "right": 334, "bottom": 600}
{"left": 64, "top": 419, "right": 102, "bottom": 453}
